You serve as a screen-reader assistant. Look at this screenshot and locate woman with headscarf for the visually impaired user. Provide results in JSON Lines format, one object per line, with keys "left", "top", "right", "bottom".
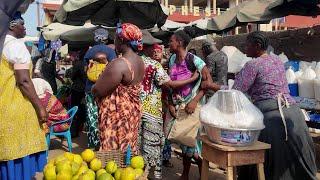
{"left": 140, "top": 43, "right": 199, "bottom": 179}
{"left": 202, "top": 31, "right": 317, "bottom": 180}
{"left": 92, "top": 23, "right": 145, "bottom": 153}
{"left": 0, "top": 12, "right": 48, "bottom": 179}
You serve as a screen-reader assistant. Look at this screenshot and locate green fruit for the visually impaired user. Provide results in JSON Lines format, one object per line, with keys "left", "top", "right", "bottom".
{"left": 72, "top": 175, "right": 79, "bottom": 180}
{"left": 87, "top": 169, "right": 96, "bottom": 179}
{"left": 56, "top": 170, "right": 72, "bottom": 180}
{"left": 81, "top": 149, "right": 95, "bottom": 163}
{"left": 55, "top": 155, "right": 68, "bottom": 165}
{"left": 56, "top": 162, "right": 72, "bottom": 174}
{"left": 114, "top": 169, "right": 122, "bottom": 180}
{"left": 77, "top": 165, "right": 89, "bottom": 176}
{"left": 89, "top": 158, "right": 102, "bottom": 171}
{"left": 73, "top": 154, "right": 83, "bottom": 165}
{"left": 105, "top": 161, "right": 117, "bottom": 174}
{"left": 44, "top": 166, "right": 56, "bottom": 180}
{"left": 120, "top": 167, "right": 135, "bottom": 180}
{"left": 97, "top": 173, "right": 113, "bottom": 180}
{"left": 71, "top": 162, "right": 81, "bottom": 175}
{"left": 134, "top": 168, "right": 144, "bottom": 178}
{"left": 96, "top": 169, "right": 107, "bottom": 178}
{"left": 79, "top": 172, "right": 94, "bottom": 180}
{"left": 130, "top": 156, "right": 144, "bottom": 169}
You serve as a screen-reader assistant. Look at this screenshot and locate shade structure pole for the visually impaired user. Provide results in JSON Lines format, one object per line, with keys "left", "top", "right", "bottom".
{"left": 213, "top": 0, "right": 217, "bottom": 15}
{"left": 207, "top": 0, "right": 211, "bottom": 9}
{"left": 235, "top": 0, "right": 239, "bottom": 35}
{"left": 189, "top": 0, "right": 193, "bottom": 13}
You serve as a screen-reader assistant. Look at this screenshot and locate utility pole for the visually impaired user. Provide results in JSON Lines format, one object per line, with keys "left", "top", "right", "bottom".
{"left": 36, "top": 0, "right": 41, "bottom": 27}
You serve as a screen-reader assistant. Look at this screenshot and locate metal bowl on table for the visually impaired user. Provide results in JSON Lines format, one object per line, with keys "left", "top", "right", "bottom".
{"left": 202, "top": 123, "right": 263, "bottom": 147}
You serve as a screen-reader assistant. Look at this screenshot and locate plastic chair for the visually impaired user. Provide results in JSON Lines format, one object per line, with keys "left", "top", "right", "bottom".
{"left": 46, "top": 106, "right": 78, "bottom": 152}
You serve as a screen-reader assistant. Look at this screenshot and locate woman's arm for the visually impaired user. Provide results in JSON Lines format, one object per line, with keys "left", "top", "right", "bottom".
{"left": 163, "top": 71, "right": 199, "bottom": 89}
{"left": 91, "top": 59, "right": 124, "bottom": 97}
{"left": 185, "top": 90, "right": 205, "bottom": 114}
{"left": 15, "top": 69, "right": 48, "bottom": 122}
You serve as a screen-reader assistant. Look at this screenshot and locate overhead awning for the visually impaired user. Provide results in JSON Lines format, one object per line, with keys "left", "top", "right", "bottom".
{"left": 41, "top": 22, "right": 95, "bottom": 40}
{"left": 207, "top": 0, "right": 320, "bottom": 32}
{"left": 54, "top": 0, "right": 168, "bottom": 29}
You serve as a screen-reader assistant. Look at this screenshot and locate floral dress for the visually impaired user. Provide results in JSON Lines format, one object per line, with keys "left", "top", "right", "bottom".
{"left": 139, "top": 55, "right": 170, "bottom": 179}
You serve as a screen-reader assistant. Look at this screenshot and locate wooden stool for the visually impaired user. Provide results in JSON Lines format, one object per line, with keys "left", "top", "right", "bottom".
{"left": 200, "top": 135, "right": 271, "bottom": 180}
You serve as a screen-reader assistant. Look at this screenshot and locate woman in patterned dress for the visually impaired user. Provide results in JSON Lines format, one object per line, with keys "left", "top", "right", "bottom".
{"left": 140, "top": 44, "right": 199, "bottom": 179}
{"left": 202, "top": 31, "right": 317, "bottom": 180}
{"left": 92, "top": 23, "right": 145, "bottom": 153}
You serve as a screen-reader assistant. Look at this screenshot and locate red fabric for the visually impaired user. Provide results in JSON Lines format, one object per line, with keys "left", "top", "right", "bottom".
{"left": 117, "top": 23, "right": 143, "bottom": 51}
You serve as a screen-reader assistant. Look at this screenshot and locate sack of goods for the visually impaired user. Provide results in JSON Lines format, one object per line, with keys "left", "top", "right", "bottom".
{"left": 87, "top": 62, "right": 107, "bottom": 82}
{"left": 200, "top": 90, "right": 264, "bottom": 146}
{"left": 298, "top": 66, "right": 316, "bottom": 99}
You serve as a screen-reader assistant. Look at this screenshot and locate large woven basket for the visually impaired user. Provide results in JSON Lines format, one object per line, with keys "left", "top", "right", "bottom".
{"left": 96, "top": 150, "right": 149, "bottom": 180}
{"left": 34, "top": 150, "right": 149, "bottom": 180}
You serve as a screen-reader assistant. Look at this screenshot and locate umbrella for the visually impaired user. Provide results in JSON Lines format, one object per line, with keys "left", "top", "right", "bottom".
{"left": 41, "top": 22, "right": 95, "bottom": 41}
{"left": 59, "top": 26, "right": 162, "bottom": 46}
{"left": 0, "top": 0, "right": 27, "bottom": 57}
{"left": 207, "top": 0, "right": 320, "bottom": 32}
{"left": 54, "top": 0, "right": 168, "bottom": 29}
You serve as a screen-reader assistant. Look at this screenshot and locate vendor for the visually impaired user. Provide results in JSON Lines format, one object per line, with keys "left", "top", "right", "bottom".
{"left": 201, "top": 31, "right": 317, "bottom": 180}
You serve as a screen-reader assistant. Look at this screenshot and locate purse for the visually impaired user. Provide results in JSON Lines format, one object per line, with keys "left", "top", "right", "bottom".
{"left": 87, "top": 62, "right": 107, "bottom": 82}
{"left": 167, "top": 105, "right": 201, "bottom": 147}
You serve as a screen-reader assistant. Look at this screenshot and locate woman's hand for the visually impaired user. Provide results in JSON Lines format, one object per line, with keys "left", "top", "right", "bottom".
{"left": 36, "top": 105, "right": 48, "bottom": 123}
{"left": 201, "top": 80, "right": 212, "bottom": 90}
{"left": 185, "top": 100, "right": 197, "bottom": 114}
{"left": 191, "top": 71, "right": 200, "bottom": 81}
{"left": 168, "top": 104, "right": 177, "bottom": 119}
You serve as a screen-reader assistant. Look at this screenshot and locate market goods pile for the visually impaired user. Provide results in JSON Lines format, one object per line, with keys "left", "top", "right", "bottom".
{"left": 43, "top": 149, "right": 145, "bottom": 180}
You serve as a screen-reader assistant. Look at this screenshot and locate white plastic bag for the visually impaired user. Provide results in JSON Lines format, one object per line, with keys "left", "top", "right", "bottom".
{"left": 315, "top": 63, "right": 320, "bottom": 77}
{"left": 295, "top": 70, "right": 303, "bottom": 79}
{"left": 278, "top": 52, "right": 289, "bottom": 63}
{"left": 298, "top": 66, "right": 316, "bottom": 98}
{"left": 221, "top": 46, "right": 252, "bottom": 73}
{"left": 314, "top": 77, "right": 320, "bottom": 101}
{"left": 286, "top": 67, "right": 297, "bottom": 84}
{"left": 200, "top": 90, "right": 264, "bottom": 130}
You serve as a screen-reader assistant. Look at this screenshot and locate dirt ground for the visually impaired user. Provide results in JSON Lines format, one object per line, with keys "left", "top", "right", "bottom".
{"left": 48, "top": 132, "right": 320, "bottom": 180}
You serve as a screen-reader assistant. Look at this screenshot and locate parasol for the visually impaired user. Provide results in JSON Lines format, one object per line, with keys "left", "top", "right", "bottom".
{"left": 54, "top": 0, "right": 168, "bottom": 29}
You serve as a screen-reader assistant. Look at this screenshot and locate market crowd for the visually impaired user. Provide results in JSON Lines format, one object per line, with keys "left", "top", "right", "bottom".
{"left": 0, "top": 11, "right": 317, "bottom": 180}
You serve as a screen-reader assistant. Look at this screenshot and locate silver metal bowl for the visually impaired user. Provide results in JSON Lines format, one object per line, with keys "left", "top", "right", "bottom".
{"left": 202, "top": 123, "right": 263, "bottom": 147}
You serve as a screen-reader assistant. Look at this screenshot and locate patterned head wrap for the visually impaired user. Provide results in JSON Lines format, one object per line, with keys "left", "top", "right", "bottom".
{"left": 116, "top": 23, "right": 143, "bottom": 51}
{"left": 153, "top": 44, "right": 162, "bottom": 52}
{"left": 10, "top": 11, "right": 24, "bottom": 29}
{"left": 94, "top": 28, "right": 109, "bottom": 44}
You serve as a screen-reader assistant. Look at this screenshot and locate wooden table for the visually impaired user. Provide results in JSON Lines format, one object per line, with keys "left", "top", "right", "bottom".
{"left": 200, "top": 135, "right": 271, "bottom": 180}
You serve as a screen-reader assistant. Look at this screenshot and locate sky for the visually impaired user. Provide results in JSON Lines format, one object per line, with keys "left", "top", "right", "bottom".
{"left": 22, "top": 1, "right": 45, "bottom": 37}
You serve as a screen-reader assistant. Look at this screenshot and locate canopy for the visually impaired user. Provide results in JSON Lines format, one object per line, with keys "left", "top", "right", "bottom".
{"left": 54, "top": 0, "right": 168, "bottom": 29}
{"left": 59, "top": 26, "right": 162, "bottom": 46}
{"left": 207, "top": 0, "right": 320, "bottom": 32}
{"left": 41, "top": 22, "right": 95, "bottom": 41}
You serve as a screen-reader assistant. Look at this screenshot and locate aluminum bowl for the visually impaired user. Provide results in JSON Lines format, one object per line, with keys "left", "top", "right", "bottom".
{"left": 202, "top": 123, "right": 263, "bottom": 147}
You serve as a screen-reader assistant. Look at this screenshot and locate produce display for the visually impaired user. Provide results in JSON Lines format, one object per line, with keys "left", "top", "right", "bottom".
{"left": 43, "top": 150, "right": 145, "bottom": 180}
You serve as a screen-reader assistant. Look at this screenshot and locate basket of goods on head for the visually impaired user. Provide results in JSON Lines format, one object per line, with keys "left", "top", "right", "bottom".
{"left": 200, "top": 90, "right": 265, "bottom": 146}
{"left": 35, "top": 148, "right": 148, "bottom": 180}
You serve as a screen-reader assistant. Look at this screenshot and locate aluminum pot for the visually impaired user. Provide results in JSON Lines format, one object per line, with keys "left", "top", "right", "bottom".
{"left": 202, "top": 123, "right": 262, "bottom": 147}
